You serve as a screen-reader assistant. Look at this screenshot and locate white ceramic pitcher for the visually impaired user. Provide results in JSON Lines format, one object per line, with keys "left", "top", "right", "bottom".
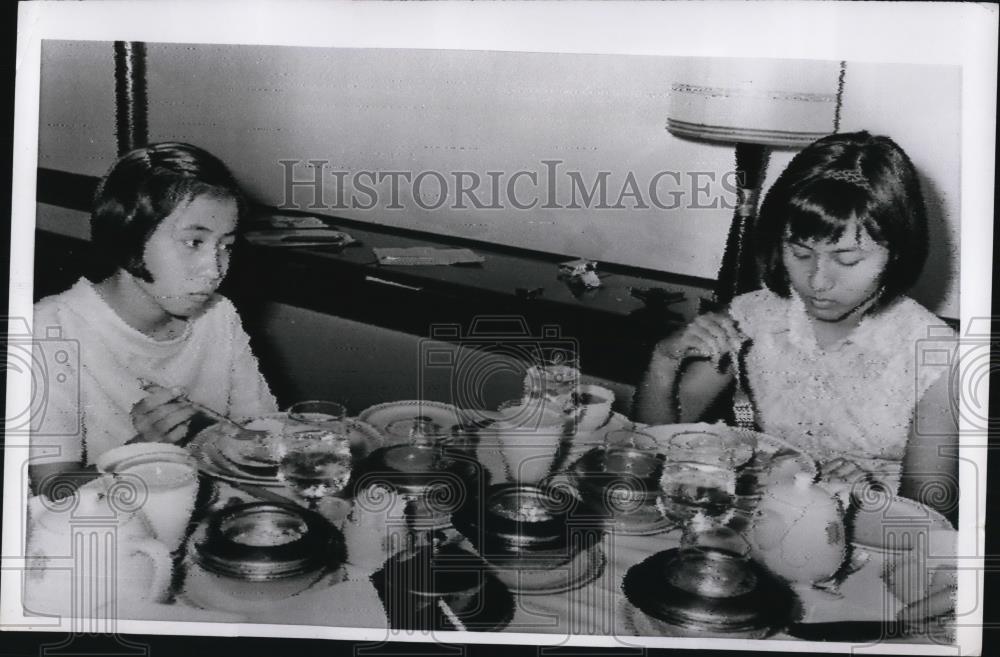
{"left": 24, "top": 476, "right": 173, "bottom": 617}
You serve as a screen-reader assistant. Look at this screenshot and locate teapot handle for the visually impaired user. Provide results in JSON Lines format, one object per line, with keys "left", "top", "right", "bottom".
{"left": 124, "top": 538, "right": 173, "bottom": 603}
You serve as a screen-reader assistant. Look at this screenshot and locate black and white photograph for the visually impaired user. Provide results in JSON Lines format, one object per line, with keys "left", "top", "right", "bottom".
{"left": 1, "top": 2, "right": 995, "bottom": 655}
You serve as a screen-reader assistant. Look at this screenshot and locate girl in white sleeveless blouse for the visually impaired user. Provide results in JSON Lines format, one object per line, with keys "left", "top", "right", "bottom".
{"left": 636, "top": 131, "right": 957, "bottom": 520}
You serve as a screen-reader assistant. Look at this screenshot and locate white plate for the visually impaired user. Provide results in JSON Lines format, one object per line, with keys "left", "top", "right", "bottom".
{"left": 851, "top": 494, "right": 954, "bottom": 555}
{"left": 188, "top": 434, "right": 284, "bottom": 487}
{"left": 357, "top": 400, "right": 463, "bottom": 442}
{"left": 188, "top": 414, "right": 385, "bottom": 487}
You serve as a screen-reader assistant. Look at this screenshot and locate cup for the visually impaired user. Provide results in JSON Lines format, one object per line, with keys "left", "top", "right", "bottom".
{"left": 96, "top": 443, "right": 199, "bottom": 552}
{"left": 524, "top": 348, "right": 580, "bottom": 402}
{"left": 570, "top": 384, "right": 615, "bottom": 433}
{"left": 120, "top": 458, "right": 199, "bottom": 552}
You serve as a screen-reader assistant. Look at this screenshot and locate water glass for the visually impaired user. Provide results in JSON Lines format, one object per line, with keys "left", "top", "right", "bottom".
{"left": 275, "top": 429, "right": 352, "bottom": 510}
{"left": 287, "top": 400, "right": 348, "bottom": 434}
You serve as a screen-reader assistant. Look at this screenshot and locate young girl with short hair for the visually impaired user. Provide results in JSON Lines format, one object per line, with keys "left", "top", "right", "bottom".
{"left": 31, "top": 143, "right": 278, "bottom": 490}
{"left": 636, "top": 131, "right": 957, "bottom": 518}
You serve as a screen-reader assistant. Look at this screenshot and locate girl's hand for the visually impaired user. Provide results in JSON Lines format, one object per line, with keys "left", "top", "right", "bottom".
{"left": 817, "top": 457, "right": 872, "bottom": 506}
{"left": 819, "top": 457, "right": 869, "bottom": 486}
{"left": 130, "top": 383, "right": 201, "bottom": 445}
{"left": 655, "top": 312, "right": 749, "bottom": 369}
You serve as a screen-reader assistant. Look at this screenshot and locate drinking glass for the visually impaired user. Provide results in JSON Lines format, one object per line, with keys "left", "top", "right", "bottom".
{"left": 605, "top": 428, "right": 658, "bottom": 452}
{"left": 274, "top": 428, "right": 352, "bottom": 511}
{"left": 287, "top": 400, "right": 348, "bottom": 434}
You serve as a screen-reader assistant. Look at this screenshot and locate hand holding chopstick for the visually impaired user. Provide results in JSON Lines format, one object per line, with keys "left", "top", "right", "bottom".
{"left": 131, "top": 378, "right": 261, "bottom": 446}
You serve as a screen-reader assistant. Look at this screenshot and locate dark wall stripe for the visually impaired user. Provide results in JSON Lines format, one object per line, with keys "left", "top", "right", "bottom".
{"left": 113, "top": 41, "right": 149, "bottom": 154}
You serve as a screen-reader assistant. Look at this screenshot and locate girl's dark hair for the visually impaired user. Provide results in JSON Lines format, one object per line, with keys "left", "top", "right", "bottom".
{"left": 756, "top": 131, "right": 928, "bottom": 309}
{"left": 90, "top": 142, "right": 246, "bottom": 282}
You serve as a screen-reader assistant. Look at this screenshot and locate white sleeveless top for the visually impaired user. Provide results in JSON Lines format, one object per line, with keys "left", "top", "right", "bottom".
{"left": 728, "top": 287, "right": 955, "bottom": 491}
{"left": 31, "top": 278, "right": 278, "bottom": 466}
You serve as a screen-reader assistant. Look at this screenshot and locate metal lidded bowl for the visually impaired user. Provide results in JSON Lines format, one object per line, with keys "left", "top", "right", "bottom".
{"left": 452, "top": 482, "right": 601, "bottom": 568}
{"left": 194, "top": 502, "right": 343, "bottom": 581}
{"left": 622, "top": 547, "right": 796, "bottom": 638}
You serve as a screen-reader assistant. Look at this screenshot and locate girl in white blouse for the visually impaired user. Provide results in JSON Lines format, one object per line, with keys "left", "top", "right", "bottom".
{"left": 30, "top": 143, "right": 278, "bottom": 494}
{"left": 636, "top": 131, "right": 957, "bottom": 519}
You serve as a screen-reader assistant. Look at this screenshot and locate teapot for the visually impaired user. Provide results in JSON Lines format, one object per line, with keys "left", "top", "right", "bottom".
{"left": 23, "top": 476, "right": 173, "bottom": 617}
{"left": 747, "top": 472, "right": 847, "bottom": 587}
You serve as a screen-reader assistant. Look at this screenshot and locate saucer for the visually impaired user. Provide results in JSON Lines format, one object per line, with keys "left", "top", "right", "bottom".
{"left": 358, "top": 401, "right": 464, "bottom": 443}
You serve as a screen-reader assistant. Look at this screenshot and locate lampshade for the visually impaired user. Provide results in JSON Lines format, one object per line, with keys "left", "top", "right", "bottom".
{"left": 667, "top": 58, "right": 843, "bottom": 147}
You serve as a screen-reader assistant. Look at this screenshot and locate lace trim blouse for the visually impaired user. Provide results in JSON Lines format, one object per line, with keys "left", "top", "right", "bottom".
{"left": 728, "top": 287, "right": 956, "bottom": 491}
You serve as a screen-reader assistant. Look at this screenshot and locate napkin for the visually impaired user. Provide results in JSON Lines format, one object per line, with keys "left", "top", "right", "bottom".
{"left": 373, "top": 247, "right": 484, "bottom": 266}
{"left": 244, "top": 229, "right": 356, "bottom": 248}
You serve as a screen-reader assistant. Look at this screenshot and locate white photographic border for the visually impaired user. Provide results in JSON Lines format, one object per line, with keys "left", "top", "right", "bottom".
{"left": 3, "top": 2, "right": 995, "bottom": 655}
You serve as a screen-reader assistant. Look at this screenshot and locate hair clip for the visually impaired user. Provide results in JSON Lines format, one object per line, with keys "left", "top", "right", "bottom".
{"left": 825, "top": 168, "right": 871, "bottom": 189}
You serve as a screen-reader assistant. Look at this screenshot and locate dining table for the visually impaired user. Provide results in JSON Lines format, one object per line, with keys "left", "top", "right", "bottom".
{"left": 41, "top": 402, "right": 957, "bottom": 648}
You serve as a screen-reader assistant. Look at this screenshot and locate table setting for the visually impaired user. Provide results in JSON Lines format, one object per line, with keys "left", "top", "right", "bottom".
{"left": 21, "top": 360, "right": 957, "bottom": 645}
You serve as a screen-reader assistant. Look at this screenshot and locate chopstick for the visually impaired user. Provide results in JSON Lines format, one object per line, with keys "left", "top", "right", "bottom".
{"left": 138, "top": 377, "right": 246, "bottom": 432}
{"left": 437, "top": 597, "right": 467, "bottom": 631}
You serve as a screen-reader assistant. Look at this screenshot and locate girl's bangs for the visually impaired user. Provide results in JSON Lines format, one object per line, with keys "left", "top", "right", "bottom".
{"left": 783, "top": 181, "right": 880, "bottom": 244}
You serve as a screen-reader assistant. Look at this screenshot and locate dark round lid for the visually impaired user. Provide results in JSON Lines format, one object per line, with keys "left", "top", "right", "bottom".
{"left": 195, "top": 502, "right": 342, "bottom": 581}
{"left": 622, "top": 548, "right": 796, "bottom": 635}
{"left": 452, "top": 482, "right": 590, "bottom": 551}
